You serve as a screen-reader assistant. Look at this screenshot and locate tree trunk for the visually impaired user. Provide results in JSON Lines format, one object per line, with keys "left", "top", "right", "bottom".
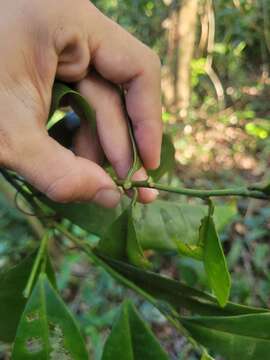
{"left": 176, "top": 0, "right": 198, "bottom": 119}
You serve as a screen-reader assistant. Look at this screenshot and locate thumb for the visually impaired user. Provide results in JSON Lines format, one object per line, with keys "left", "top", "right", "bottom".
{"left": 12, "top": 132, "right": 121, "bottom": 208}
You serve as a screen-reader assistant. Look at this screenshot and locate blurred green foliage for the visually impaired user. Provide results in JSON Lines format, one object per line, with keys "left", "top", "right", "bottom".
{"left": 92, "top": 0, "right": 170, "bottom": 57}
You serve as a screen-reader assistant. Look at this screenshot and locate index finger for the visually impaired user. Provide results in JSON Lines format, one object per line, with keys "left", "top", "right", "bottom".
{"left": 87, "top": 7, "right": 163, "bottom": 170}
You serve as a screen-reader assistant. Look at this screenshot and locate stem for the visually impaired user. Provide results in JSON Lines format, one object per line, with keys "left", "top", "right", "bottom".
{"left": 116, "top": 179, "right": 269, "bottom": 200}
{"left": 23, "top": 230, "right": 50, "bottom": 298}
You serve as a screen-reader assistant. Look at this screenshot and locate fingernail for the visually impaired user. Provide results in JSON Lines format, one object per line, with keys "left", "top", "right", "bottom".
{"left": 93, "top": 188, "right": 121, "bottom": 208}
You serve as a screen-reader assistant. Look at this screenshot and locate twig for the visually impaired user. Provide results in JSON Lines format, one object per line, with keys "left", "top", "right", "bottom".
{"left": 23, "top": 231, "right": 50, "bottom": 298}
{"left": 116, "top": 179, "right": 269, "bottom": 200}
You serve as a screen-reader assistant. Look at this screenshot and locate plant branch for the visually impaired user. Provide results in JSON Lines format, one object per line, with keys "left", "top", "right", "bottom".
{"left": 23, "top": 230, "right": 50, "bottom": 298}
{"left": 116, "top": 179, "right": 269, "bottom": 200}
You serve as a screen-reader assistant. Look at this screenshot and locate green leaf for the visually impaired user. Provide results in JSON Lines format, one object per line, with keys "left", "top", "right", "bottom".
{"left": 97, "top": 257, "right": 270, "bottom": 360}
{"left": 43, "top": 197, "right": 236, "bottom": 259}
{"left": 102, "top": 300, "right": 169, "bottom": 360}
{"left": 12, "top": 273, "right": 88, "bottom": 360}
{"left": 98, "top": 210, "right": 128, "bottom": 260}
{"left": 42, "top": 199, "right": 122, "bottom": 237}
{"left": 125, "top": 119, "right": 142, "bottom": 182}
{"left": 132, "top": 200, "right": 236, "bottom": 260}
{"left": 0, "top": 253, "right": 56, "bottom": 343}
{"left": 182, "top": 313, "right": 270, "bottom": 360}
{"left": 126, "top": 206, "right": 151, "bottom": 269}
{"left": 148, "top": 133, "right": 175, "bottom": 181}
{"left": 48, "top": 82, "right": 96, "bottom": 131}
{"left": 98, "top": 256, "right": 266, "bottom": 317}
{"left": 98, "top": 206, "right": 151, "bottom": 269}
{"left": 200, "top": 215, "right": 231, "bottom": 307}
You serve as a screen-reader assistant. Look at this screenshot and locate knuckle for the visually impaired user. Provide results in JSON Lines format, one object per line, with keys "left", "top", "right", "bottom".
{"left": 55, "top": 24, "right": 90, "bottom": 82}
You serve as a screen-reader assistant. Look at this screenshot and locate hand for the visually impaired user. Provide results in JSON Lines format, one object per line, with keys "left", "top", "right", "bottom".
{"left": 0, "top": 0, "right": 162, "bottom": 207}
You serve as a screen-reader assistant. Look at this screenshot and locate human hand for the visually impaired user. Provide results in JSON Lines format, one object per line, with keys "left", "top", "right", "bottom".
{"left": 0, "top": 0, "right": 162, "bottom": 207}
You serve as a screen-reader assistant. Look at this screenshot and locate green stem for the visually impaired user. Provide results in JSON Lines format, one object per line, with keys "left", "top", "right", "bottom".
{"left": 207, "top": 198, "right": 215, "bottom": 217}
{"left": 116, "top": 179, "right": 269, "bottom": 200}
{"left": 23, "top": 231, "right": 50, "bottom": 298}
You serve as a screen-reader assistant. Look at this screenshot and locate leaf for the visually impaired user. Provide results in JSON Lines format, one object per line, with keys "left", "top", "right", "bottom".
{"left": 97, "top": 206, "right": 151, "bottom": 269}
{"left": 42, "top": 199, "right": 122, "bottom": 237}
{"left": 148, "top": 133, "right": 175, "bottom": 181}
{"left": 0, "top": 252, "right": 56, "bottom": 343}
{"left": 12, "top": 273, "right": 88, "bottom": 360}
{"left": 126, "top": 206, "right": 151, "bottom": 269}
{"left": 43, "top": 197, "right": 236, "bottom": 259}
{"left": 200, "top": 215, "right": 231, "bottom": 307}
{"left": 48, "top": 82, "right": 96, "bottom": 131}
{"left": 132, "top": 200, "right": 236, "bottom": 260}
{"left": 126, "top": 119, "right": 142, "bottom": 181}
{"left": 98, "top": 256, "right": 267, "bottom": 317}
{"left": 182, "top": 312, "right": 270, "bottom": 360}
{"left": 97, "top": 210, "right": 128, "bottom": 260}
{"left": 102, "top": 300, "right": 169, "bottom": 360}
{"left": 97, "top": 256, "right": 270, "bottom": 360}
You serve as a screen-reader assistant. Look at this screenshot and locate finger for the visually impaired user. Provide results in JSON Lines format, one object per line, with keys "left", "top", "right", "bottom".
{"left": 77, "top": 73, "right": 156, "bottom": 203}
{"left": 77, "top": 73, "right": 132, "bottom": 179}
{"left": 12, "top": 130, "right": 121, "bottom": 208}
{"left": 131, "top": 168, "right": 159, "bottom": 204}
{"left": 86, "top": 6, "right": 163, "bottom": 170}
{"left": 72, "top": 117, "right": 104, "bottom": 165}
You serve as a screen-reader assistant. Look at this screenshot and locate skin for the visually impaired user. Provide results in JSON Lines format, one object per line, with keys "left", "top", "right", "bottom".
{"left": 0, "top": 0, "right": 162, "bottom": 208}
